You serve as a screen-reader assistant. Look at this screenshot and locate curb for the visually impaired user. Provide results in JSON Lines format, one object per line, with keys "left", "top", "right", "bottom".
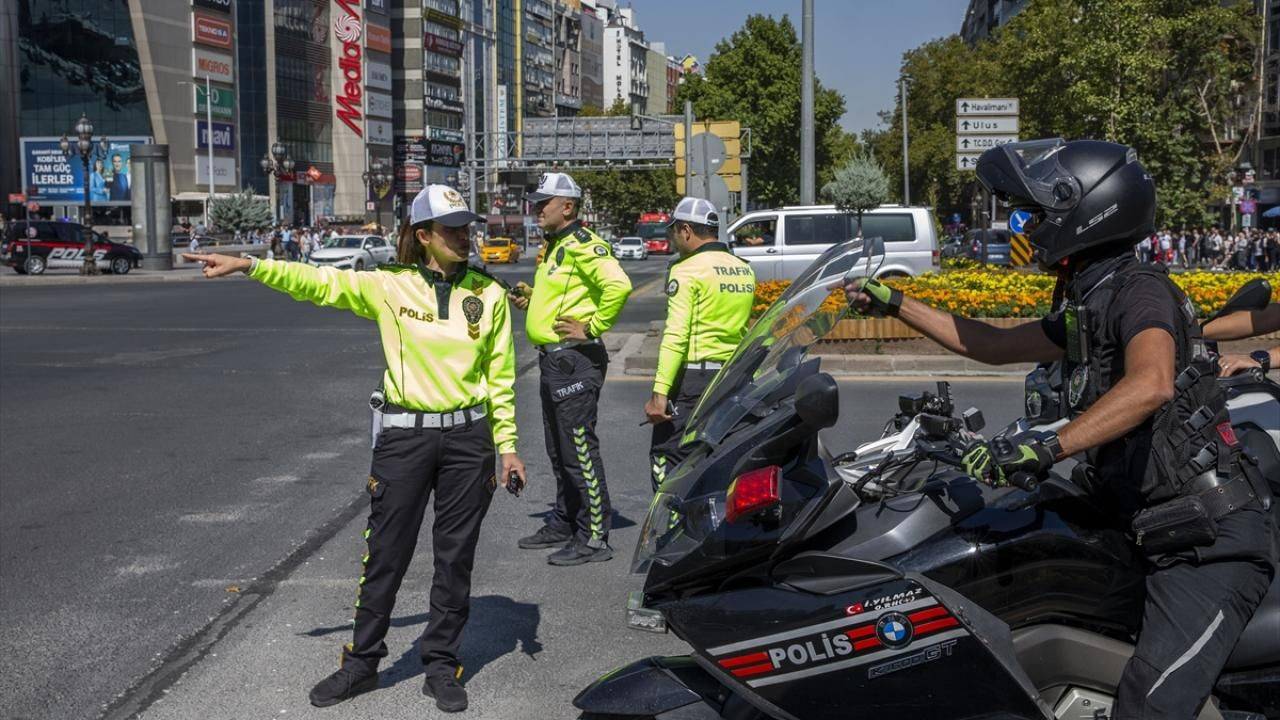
{"left": 0, "top": 270, "right": 222, "bottom": 287}
{"left": 623, "top": 352, "right": 1033, "bottom": 377}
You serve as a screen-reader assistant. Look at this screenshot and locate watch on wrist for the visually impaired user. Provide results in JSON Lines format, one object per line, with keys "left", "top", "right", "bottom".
{"left": 1040, "top": 431, "right": 1063, "bottom": 460}
{"left": 1250, "top": 350, "right": 1271, "bottom": 374}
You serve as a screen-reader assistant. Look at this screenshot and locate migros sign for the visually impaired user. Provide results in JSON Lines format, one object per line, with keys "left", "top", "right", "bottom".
{"left": 333, "top": 0, "right": 363, "bottom": 137}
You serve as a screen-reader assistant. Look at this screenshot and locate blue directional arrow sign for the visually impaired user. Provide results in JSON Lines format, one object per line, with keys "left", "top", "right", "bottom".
{"left": 1009, "top": 209, "right": 1032, "bottom": 234}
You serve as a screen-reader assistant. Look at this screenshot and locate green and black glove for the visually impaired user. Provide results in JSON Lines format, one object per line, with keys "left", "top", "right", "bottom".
{"left": 845, "top": 277, "right": 903, "bottom": 317}
{"left": 963, "top": 432, "right": 1060, "bottom": 488}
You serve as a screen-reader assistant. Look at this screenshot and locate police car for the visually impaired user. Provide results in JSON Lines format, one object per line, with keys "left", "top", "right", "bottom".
{"left": 2, "top": 220, "right": 142, "bottom": 275}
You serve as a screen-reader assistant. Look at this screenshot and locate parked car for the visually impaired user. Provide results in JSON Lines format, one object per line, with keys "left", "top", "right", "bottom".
{"left": 614, "top": 236, "right": 648, "bottom": 261}
{"left": 2, "top": 220, "right": 141, "bottom": 275}
{"left": 479, "top": 237, "right": 520, "bottom": 264}
{"left": 308, "top": 235, "right": 394, "bottom": 270}
{"left": 940, "top": 234, "right": 968, "bottom": 259}
{"left": 963, "top": 229, "right": 1013, "bottom": 266}
{"left": 727, "top": 205, "right": 940, "bottom": 281}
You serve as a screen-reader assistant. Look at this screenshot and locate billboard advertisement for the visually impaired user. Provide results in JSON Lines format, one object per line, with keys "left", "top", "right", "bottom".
{"left": 193, "top": 10, "right": 233, "bottom": 49}
{"left": 193, "top": 47, "right": 234, "bottom": 83}
{"left": 428, "top": 140, "right": 464, "bottom": 168}
{"left": 21, "top": 137, "right": 151, "bottom": 206}
{"left": 196, "top": 120, "right": 236, "bottom": 150}
{"left": 194, "top": 84, "right": 235, "bottom": 119}
{"left": 193, "top": 0, "right": 234, "bottom": 11}
{"left": 195, "top": 155, "right": 238, "bottom": 187}
{"left": 365, "top": 22, "right": 392, "bottom": 54}
{"left": 367, "top": 119, "right": 393, "bottom": 145}
{"left": 366, "top": 60, "right": 392, "bottom": 91}
{"left": 366, "top": 90, "right": 393, "bottom": 119}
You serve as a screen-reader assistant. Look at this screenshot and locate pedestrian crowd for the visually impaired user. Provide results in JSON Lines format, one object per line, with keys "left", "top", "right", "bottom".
{"left": 1140, "top": 227, "right": 1280, "bottom": 271}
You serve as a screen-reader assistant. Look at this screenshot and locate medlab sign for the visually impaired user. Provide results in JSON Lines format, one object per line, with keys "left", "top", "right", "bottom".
{"left": 333, "top": 0, "right": 364, "bottom": 137}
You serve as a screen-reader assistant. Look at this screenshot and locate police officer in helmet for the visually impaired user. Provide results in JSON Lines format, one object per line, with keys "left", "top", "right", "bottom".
{"left": 845, "top": 138, "right": 1275, "bottom": 717}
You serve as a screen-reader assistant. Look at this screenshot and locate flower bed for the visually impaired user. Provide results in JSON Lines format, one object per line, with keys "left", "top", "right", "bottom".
{"left": 752, "top": 269, "right": 1279, "bottom": 321}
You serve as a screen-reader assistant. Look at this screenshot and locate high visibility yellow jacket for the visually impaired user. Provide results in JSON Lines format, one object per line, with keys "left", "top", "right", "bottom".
{"left": 654, "top": 242, "right": 755, "bottom": 395}
{"left": 526, "top": 221, "right": 632, "bottom": 346}
{"left": 248, "top": 258, "right": 518, "bottom": 453}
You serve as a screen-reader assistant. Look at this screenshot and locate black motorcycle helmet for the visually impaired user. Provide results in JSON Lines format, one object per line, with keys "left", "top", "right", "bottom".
{"left": 975, "top": 138, "right": 1156, "bottom": 267}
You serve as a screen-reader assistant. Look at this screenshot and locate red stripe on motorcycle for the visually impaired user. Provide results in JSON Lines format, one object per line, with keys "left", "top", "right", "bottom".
{"left": 845, "top": 624, "right": 876, "bottom": 640}
{"left": 719, "top": 651, "right": 770, "bottom": 668}
{"left": 908, "top": 606, "right": 949, "bottom": 623}
{"left": 853, "top": 637, "right": 881, "bottom": 652}
{"left": 914, "top": 617, "right": 960, "bottom": 636}
{"left": 730, "top": 662, "right": 776, "bottom": 678}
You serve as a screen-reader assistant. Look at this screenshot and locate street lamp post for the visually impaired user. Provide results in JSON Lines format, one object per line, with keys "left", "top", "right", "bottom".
{"left": 259, "top": 141, "right": 294, "bottom": 224}
{"left": 60, "top": 113, "right": 109, "bottom": 276}
{"left": 900, "top": 74, "right": 911, "bottom": 206}
{"left": 361, "top": 157, "right": 390, "bottom": 233}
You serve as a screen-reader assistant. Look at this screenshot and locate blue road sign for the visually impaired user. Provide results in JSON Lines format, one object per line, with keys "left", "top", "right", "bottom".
{"left": 1009, "top": 209, "right": 1032, "bottom": 234}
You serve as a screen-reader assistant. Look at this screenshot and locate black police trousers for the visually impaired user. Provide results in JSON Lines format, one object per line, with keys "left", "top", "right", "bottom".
{"left": 649, "top": 367, "right": 715, "bottom": 492}
{"left": 539, "top": 344, "right": 611, "bottom": 547}
{"left": 1113, "top": 506, "right": 1276, "bottom": 719}
{"left": 342, "top": 416, "right": 496, "bottom": 680}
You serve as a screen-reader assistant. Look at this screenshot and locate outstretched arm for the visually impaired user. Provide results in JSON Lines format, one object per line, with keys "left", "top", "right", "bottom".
{"left": 844, "top": 277, "right": 1063, "bottom": 365}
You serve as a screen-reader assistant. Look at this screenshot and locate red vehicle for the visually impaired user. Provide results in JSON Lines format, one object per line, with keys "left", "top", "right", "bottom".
{"left": 636, "top": 212, "right": 672, "bottom": 254}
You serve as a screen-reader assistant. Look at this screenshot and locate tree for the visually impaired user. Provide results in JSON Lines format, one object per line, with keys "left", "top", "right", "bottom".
{"left": 209, "top": 188, "right": 273, "bottom": 233}
{"left": 676, "top": 15, "right": 851, "bottom": 208}
{"left": 823, "top": 151, "right": 889, "bottom": 237}
{"left": 866, "top": 0, "right": 1259, "bottom": 228}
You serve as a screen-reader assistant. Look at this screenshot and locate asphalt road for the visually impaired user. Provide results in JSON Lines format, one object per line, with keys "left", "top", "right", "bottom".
{"left": 0, "top": 258, "right": 1024, "bottom": 720}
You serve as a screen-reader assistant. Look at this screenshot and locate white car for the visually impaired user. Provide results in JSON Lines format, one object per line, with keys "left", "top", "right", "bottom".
{"left": 308, "top": 235, "right": 394, "bottom": 270}
{"left": 614, "top": 236, "right": 648, "bottom": 260}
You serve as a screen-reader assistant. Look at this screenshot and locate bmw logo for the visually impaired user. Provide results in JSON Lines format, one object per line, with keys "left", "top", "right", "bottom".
{"left": 875, "top": 612, "right": 914, "bottom": 649}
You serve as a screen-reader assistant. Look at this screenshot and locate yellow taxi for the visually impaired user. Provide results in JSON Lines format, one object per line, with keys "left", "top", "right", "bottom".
{"left": 479, "top": 237, "right": 520, "bottom": 264}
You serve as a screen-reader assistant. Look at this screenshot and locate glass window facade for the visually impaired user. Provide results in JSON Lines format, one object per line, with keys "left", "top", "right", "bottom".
{"left": 238, "top": 0, "right": 269, "bottom": 195}
{"left": 274, "top": 0, "right": 332, "bottom": 172}
{"left": 18, "top": 0, "right": 151, "bottom": 139}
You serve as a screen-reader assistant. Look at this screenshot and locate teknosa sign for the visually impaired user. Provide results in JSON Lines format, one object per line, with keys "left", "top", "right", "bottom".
{"left": 334, "top": 0, "right": 363, "bottom": 137}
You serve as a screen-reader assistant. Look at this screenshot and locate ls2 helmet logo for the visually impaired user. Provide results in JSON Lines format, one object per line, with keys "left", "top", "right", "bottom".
{"left": 875, "top": 612, "right": 914, "bottom": 649}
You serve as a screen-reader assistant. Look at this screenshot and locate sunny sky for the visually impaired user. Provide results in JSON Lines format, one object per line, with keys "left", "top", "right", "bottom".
{"left": 632, "top": 0, "right": 967, "bottom": 137}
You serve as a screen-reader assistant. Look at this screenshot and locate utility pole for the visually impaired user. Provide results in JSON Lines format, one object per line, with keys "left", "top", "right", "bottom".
{"left": 799, "top": 0, "right": 814, "bottom": 204}
{"left": 204, "top": 75, "right": 214, "bottom": 224}
{"left": 684, "top": 100, "right": 693, "bottom": 198}
{"left": 900, "top": 75, "right": 910, "bottom": 206}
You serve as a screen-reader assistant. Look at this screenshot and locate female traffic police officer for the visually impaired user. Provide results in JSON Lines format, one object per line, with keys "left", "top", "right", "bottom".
{"left": 645, "top": 197, "right": 755, "bottom": 490}
{"left": 183, "top": 184, "right": 524, "bottom": 714}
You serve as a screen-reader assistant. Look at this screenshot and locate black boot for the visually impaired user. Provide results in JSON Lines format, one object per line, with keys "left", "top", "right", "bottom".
{"left": 547, "top": 538, "right": 613, "bottom": 566}
{"left": 517, "top": 524, "right": 571, "bottom": 549}
{"left": 423, "top": 674, "right": 468, "bottom": 712}
{"left": 308, "top": 667, "right": 378, "bottom": 708}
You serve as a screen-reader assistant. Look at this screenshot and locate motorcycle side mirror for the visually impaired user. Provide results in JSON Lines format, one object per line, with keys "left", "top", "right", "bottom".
{"left": 1205, "top": 278, "right": 1272, "bottom": 325}
{"left": 962, "top": 407, "right": 985, "bottom": 432}
{"left": 796, "top": 372, "right": 840, "bottom": 429}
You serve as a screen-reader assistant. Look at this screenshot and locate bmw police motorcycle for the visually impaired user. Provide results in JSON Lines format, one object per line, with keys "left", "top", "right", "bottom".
{"left": 573, "top": 239, "right": 1280, "bottom": 720}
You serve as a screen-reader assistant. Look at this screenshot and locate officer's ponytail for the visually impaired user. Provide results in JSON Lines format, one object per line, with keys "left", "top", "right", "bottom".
{"left": 395, "top": 220, "right": 433, "bottom": 264}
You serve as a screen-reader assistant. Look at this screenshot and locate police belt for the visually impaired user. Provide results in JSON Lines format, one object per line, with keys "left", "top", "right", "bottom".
{"left": 536, "top": 337, "right": 602, "bottom": 353}
{"left": 381, "top": 403, "right": 487, "bottom": 430}
{"left": 684, "top": 360, "right": 723, "bottom": 371}
{"left": 1186, "top": 470, "right": 1260, "bottom": 519}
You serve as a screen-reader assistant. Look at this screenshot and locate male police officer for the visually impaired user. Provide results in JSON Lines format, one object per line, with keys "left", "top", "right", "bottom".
{"left": 845, "top": 139, "right": 1274, "bottom": 718}
{"left": 512, "top": 172, "right": 632, "bottom": 565}
{"left": 645, "top": 197, "right": 754, "bottom": 490}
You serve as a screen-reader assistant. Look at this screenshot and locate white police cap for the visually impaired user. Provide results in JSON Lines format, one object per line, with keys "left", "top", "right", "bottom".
{"left": 669, "top": 196, "right": 720, "bottom": 228}
{"left": 526, "top": 172, "right": 582, "bottom": 201}
{"left": 410, "top": 184, "right": 480, "bottom": 227}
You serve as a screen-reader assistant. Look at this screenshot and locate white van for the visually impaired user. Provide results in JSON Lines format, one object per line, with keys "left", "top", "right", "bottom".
{"left": 728, "top": 205, "right": 940, "bottom": 281}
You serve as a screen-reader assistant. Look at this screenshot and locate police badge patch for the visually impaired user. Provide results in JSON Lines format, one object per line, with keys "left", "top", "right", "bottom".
{"left": 555, "top": 247, "right": 566, "bottom": 265}
{"left": 1068, "top": 366, "right": 1088, "bottom": 408}
{"left": 593, "top": 245, "right": 608, "bottom": 257}
{"left": 666, "top": 279, "right": 679, "bottom": 296}
{"left": 462, "top": 296, "right": 484, "bottom": 324}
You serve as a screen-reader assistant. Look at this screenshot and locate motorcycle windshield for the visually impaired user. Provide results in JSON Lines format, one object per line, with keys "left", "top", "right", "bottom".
{"left": 681, "top": 237, "right": 870, "bottom": 447}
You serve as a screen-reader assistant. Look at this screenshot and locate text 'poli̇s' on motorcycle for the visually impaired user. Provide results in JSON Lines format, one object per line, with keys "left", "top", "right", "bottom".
{"left": 573, "top": 239, "right": 1280, "bottom": 720}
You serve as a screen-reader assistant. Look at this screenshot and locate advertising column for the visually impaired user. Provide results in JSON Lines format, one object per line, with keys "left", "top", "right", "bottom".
{"left": 330, "top": 0, "right": 365, "bottom": 221}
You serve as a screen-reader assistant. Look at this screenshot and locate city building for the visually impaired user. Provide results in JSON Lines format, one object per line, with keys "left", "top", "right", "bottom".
{"left": 959, "top": 0, "right": 1027, "bottom": 44}
{"left": 645, "top": 42, "right": 667, "bottom": 117}
{"left": 578, "top": 0, "right": 604, "bottom": 110}
{"left": 603, "top": 6, "right": 647, "bottom": 111}
{"left": 1254, "top": 0, "right": 1280, "bottom": 212}
{"left": 554, "top": 0, "right": 582, "bottom": 115}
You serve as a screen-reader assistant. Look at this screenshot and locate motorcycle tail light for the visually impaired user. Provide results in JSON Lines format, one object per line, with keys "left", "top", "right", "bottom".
{"left": 726, "top": 465, "right": 781, "bottom": 523}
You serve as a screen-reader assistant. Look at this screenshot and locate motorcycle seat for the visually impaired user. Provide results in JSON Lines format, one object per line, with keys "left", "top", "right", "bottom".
{"left": 1226, "top": 570, "right": 1280, "bottom": 670}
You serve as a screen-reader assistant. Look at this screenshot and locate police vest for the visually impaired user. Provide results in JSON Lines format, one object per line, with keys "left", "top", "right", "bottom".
{"left": 1058, "top": 264, "right": 1232, "bottom": 506}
